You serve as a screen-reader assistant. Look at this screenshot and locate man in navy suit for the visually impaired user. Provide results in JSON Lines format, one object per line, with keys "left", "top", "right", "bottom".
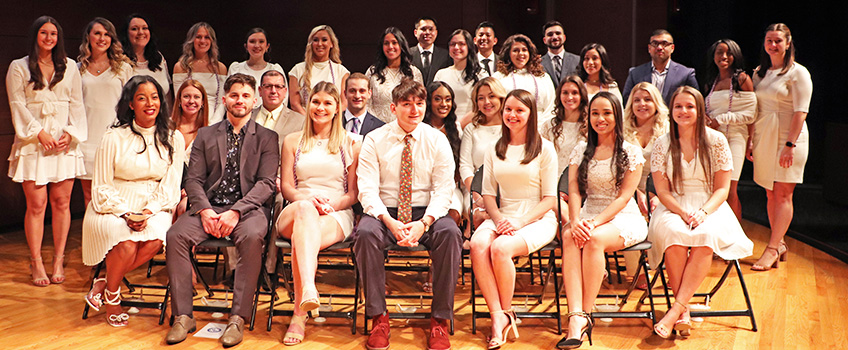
{"left": 622, "top": 29, "right": 698, "bottom": 105}
{"left": 410, "top": 17, "right": 451, "bottom": 86}
{"left": 344, "top": 73, "right": 384, "bottom": 137}
{"left": 540, "top": 21, "right": 580, "bottom": 86}
{"left": 474, "top": 21, "right": 499, "bottom": 77}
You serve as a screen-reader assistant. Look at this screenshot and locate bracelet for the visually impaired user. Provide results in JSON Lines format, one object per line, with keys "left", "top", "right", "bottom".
{"left": 698, "top": 208, "right": 708, "bottom": 216}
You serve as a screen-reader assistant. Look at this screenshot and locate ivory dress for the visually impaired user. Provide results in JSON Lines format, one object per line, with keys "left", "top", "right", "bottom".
{"left": 569, "top": 140, "right": 647, "bottom": 247}
{"left": 172, "top": 71, "right": 226, "bottom": 123}
{"left": 751, "top": 63, "right": 813, "bottom": 190}
{"left": 586, "top": 83, "right": 623, "bottom": 105}
{"left": 540, "top": 120, "right": 583, "bottom": 174}
{"left": 433, "top": 66, "right": 486, "bottom": 118}
{"left": 78, "top": 62, "right": 134, "bottom": 180}
{"left": 706, "top": 89, "right": 757, "bottom": 180}
{"left": 290, "top": 60, "right": 350, "bottom": 109}
{"left": 6, "top": 57, "right": 87, "bottom": 184}
{"left": 365, "top": 66, "right": 424, "bottom": 123}
{"left": 494, "top": 69, "right": 556, "bottom": 124}
{"left": 82, "top": 123, "right": 185, "bottom": 265}
{"left": 132, "top": 54, "right": 170, "bottom": 95}
{"left": 647, "top": 130, "right": 753, "bottom": 266}
{"left": 228, "top": 61, "right": 287, "bottom": 109}
{"left": 476, "top": 140, "right": 558, "bottom": 253}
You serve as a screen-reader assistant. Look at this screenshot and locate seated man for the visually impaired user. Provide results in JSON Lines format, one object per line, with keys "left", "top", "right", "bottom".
{"left": 354, "top": 78, "right": 461, "bottom": 350}
{"left": 165, "top": 73, "right": 279, "bottom": 347}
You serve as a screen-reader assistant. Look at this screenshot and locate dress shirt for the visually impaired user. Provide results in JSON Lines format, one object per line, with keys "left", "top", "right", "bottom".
{"left": 477, "top": 52, "right": 496, "bottom": 77}
{"left": 255, "top": 105, "right": 283, "bottom": 129}
{"left": 418, "top": 44, "right": 434, "bottom": 67}
{"left": 651, "top": 60, "right": 671, "bottom": 95}
{"left": 344, "top": 109, "right": 367, "bottom": 134}
{"left": 357, "top": 121, "right": 455, "bottom": 220}
{"left": 210, "top": 120, "right": 245, "bottom": 206}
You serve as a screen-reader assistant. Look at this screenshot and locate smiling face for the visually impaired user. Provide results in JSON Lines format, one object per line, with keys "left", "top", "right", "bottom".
{"left": 223, "top": 83, "right": 255, "bottom": 119}
{"left": 88, "top": 23, "right": 112, "bottom": 55}
{"left": 764, "top": 30, "right": 789, "bottom": 60}
{"left": 430, "top": 86, "right": 453, "bottom": 120}
{"left": 509, "top": 42, "right": 529, "bottom": 69}
{"left": 560, "top": 82, "right": 582, "bottom": 113}
{"left": 193, "top": 27, "right": 212, "bottom": 55}
{"left": 590, "top": 97, "right": 616, "bottom": 136}
{"left": 245, "top": 32, "right": 269, "bottom": 60}
{"left": 631, "top": 89, "right": 657, "bottom": 121}
{"left": 671, "top": 92, "right": 698, "bottom": 129}
{"left": 179, "top": 85, "right": 203, "bottom": 117}
{"left": 582, "top": 48, "right": 602, "bottom": 77}
{"left": 311, "top": 30, "right": 332, "bottom": 61}
{"left": 131, "top": 82, "right": 160, "bottom": 127}
{"left": 392, "top": 96, "right": 426, "bottom": 133}
{"left": 713, "top": 43, "right": 733, "bottom": 71}
{"left": 127, "top": 17, "right": 150, "bottom": 49}
{"left": 448, "top": 33, "right": 469, "bottom": 62}
{"left": 37, "top": 22, "right": 58, "bottom": 53}
{"left": 474, "top": 27, "right": 497, "bottom": 53}
{"left": 414, "top": 19, "right": 437, "bottom": 48}
{"left": 475, "top": 85, "right": 502, "bottom": 121}
{"left": 502, "top": 96, "right": 531, "bottom": 136}
{"left": 344, "top": 77, "right": 371, "bottom": 111}
{"left": 382, "top": 33, "right": 401, "bottom": 62}
{"left": 543, "top": 25, "right": 565, "bottom": 50}
{"left": 309, "top": 91, "right": 338, "bottom": 127}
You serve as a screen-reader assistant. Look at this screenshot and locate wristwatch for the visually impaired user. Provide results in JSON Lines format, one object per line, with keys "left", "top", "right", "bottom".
{"left": 419, "top": 219, "right": 431, "bottom": 232}
{"left": 785, "top": 141, "right": 796, "bottom": 148}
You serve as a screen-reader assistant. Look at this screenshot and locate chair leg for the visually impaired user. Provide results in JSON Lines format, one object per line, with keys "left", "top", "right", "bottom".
{"left": 190, "top": 250, "right": 214, "bottom": 297}
{"left": 159, "top": 284, "right": 170, "bottom": 325}
{"left": 470, "top": 265, "right": 477, "bottom": 334}
{"left": 733, "top": 260, "right": 758, "bottom": 331}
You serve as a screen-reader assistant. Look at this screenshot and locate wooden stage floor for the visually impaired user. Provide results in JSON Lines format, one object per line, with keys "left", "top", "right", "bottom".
{"left": 1, "top": 218, "right": 846, "bottom": 349}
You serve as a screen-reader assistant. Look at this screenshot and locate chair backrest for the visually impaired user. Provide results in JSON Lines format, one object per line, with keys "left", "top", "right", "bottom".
{"left": 470, "top": 166, "right": 485, "bottom": 195}
{"left": 558, "top": 166, "right": 569, "bottom": 195}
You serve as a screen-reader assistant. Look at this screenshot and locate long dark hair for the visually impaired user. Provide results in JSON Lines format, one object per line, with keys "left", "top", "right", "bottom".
{"left": 115, "top": 75, "right": 174, "bottom": 163}
{"left": 578, "top": 92, "right": 628, "bottom": 199}
{"left": 667, "top": 86, "right": 713, "bottom": 194}
{"left": 756, "top": 23, "right": 795, "bottom": 78}
{"left": 495, "top": 89, "right": 543, "bottom": 164}
{"left": 703, "top": 39, "right": 746, "bottom": 94}
{"left": 370, "top": 27, "right": 415, "bottom": 84}
{"left": 496, "top": 34, "right": 545, "bottom": 77}
{"left": 577, "top": 43, "right": 615, "bottom": 85}
{"left": 120, "top": 13, "right": 163, "bottom": 72}
{"left": 242, "top": 27, "right": 270, "bottom": 61}
{"left": 27, "top": 16, "right": 67, "bottom": 91}
{"left": 550, "top": 74, "right": 589, "bottom": 150}
{"left": 424, "top": 82, "right": 461, "bottom": 168}
{"left": 449, "top": 29, "right": 482, "bottom": 85}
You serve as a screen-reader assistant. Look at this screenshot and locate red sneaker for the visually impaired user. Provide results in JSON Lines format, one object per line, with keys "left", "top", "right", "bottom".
{"left": 366, "top": 313, "right": 390, "bottom": 350}
{"left": 428, "top": 317, "right": 451, "bottom": 350}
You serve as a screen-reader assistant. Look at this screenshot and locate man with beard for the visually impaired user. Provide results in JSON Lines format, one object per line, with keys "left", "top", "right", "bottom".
{"left": 621, "top": 29, "right": 698, "bottom": 105}
{"left": 540, "top": 21, "right": 580, "bottom": 86}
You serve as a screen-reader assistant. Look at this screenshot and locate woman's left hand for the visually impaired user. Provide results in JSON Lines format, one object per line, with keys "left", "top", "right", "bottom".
{"left": 496, "top": 218, "right": 521, "bottom": 236}
{"left": 55, "top": 132, "right": 71, "bottom": 153}
{"left": 686, "top": 209, "right": 706, "bottom": 229}
{"left": 779, "top": 146, "right": 794, "bottom": 168}
{"left": 126, "top": 209, "right": 154, "bottom": 232}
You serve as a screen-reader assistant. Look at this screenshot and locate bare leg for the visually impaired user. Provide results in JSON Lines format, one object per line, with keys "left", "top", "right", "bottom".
{"left": 470, "top": 229, "right": 510, "bottom": 341}
{"left": 579, "top": 225, "right": 625, "bottom": 313}
{"left": 47, "top": 179, "right": 74, "bottom": 282}
{"left": 103, "top": 241, "right": 141, "bottom": 321}
{"left": 80, "top": 179, "right": 92, "bottom": 209}
{"left": 656, "top": 247, "right": 713, "bottom": 331}
{"left": 755, "top": 182, "right": 795, "bottom": 269}
{"left": 561, "top": 228, "right": 587, "bottom": 339}
{"left": 22, "top": 181, "right": 49, "bottom": 285}
{"left": 727, "top": 180, "right": 742, "bottom": 222}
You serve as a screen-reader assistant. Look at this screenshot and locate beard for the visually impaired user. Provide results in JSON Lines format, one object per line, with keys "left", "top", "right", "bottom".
{"left": 226, "top": 105, "right": 251, "bottom": 119}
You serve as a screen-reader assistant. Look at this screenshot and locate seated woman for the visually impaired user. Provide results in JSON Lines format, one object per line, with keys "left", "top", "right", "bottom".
{"left": 557, "top": 92, "right": 646, "bottom": 349}
{"left": 170, "top": 79, "right": 209, "bottom": 218}
{"left": 82, "top": 76, "right": 185, "bottom": 327}
{"left": 275, "top": 81, "right": 360, "bottom": 345}
{"left": 423, "top": 81, "right": 463, "bottom": 224}
{"left": 470, "top": 89, "right": 558, "bottom": 349}
{"left": 647, "top": 86, "right": 753, "bottom": 338}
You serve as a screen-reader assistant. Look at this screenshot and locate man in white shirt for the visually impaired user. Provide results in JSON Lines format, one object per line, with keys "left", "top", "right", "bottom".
{"left": 344, "top": 73, "right": 384, "bottom": 137}
{"left": 355, "top": 79, "right": 460, "bottom": 350}
{"left": 410, "top": 16, "right": 451, "bottom": 86}
{"left": 474, "top": 21, "right": 498, "bottom": 77}
{"left": 540, "top": 21, "right": 580, "bottom": 86}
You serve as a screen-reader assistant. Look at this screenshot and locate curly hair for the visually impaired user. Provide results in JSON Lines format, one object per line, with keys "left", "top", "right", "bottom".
{"left": 496, "top": 34, "right": 545, "bottom": 77}
{"left": 120, "top": 13, "right": 163, "bottom": 72}
{"left": 369, "top": 27, "right": 415, "bottom": 84}
{"left": 549, "top": 74, "right": 589, "bottom": 152}
{"left": 622, "top": 82, "right": 669, "bottom": 145}
{"left": 178, "top": 22, "right": 221, "bottom": 75}
{"left": 78, "top": 17, "right": 131, "bottom": 74}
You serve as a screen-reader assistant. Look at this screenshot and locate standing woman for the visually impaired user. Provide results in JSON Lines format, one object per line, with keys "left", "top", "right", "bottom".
{"left": 289, "top": 25, "right": 350, "bottom": 115}
{"left": 228, "top": 27, "right": 287, "bottom": 109}
{"left": 577, "top": 43, "right": 622, "bottom": 102}
{"left": 434, "top": 29, "right": 485, "bottom": 122}
{"left": 7, "top": 16, "right": 86, "bottom": 286}
{"left": 276, "top": 82, "right": 359, "bottom": 345}
{"left": 173, "top": 22, "right": 227, "bottom": 123}
{"left": 424, "top": 82, "right": 464, "bottom": 223}
{"left": 170, "top": 79, "right": 209, "bottom": 217}
{"left": 493, "top": 34, "right": 556, "bottom": 123}
{"left": 470, "top": 89, "right": 558, "bottom": 349}
{"left": 121, "top": 14, "right": 170, "bottom": 97}
{"left": 556, "top": 92, "right": 646, "bottom": 349}
{"left": 78, "top": 17, "right": 134, "bottom": 207}
{"left": 541, "top": 74, "right": 588, "bottom": 174}
{"left": 647, "top": 86, "right": 753, "bottom": 338}
{"left": 82, "top": 76, "right": 184, "bottom": 327}
{"left": 366, "top": 27, "right": 423, "bottom": 123}
{"left": 750, "top": 23, "right": 812, "bottom": 271}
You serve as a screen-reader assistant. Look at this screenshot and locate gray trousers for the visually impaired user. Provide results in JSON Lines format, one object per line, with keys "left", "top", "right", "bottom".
{"left": 353, "top": 207, "right": 461, "bottom": 320}
{"left": 166, "top": 205, "right": 268, "bottom": 320}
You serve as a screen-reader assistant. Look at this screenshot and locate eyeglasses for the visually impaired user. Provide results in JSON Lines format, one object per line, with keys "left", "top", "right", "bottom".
{"left": 649, "top": 40, "right": 673, "bottom": 48}
{"left": 261, "top": 84, "right": 286, "bottom": 90}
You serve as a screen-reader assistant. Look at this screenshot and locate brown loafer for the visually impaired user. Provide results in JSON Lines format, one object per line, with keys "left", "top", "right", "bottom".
{"left": 220, "top": 315, "right": 245, "bottom": 347}
{"left": 428, "top": 317, "right": 451, "bottom": 350}
{"left": 166, "top": 315, "right": 196, "bottom": 345}
{"left": 366, "top": 313, "right": 390, "bottom": 350}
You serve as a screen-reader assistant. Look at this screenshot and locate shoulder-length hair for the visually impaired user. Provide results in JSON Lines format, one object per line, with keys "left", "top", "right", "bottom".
{"left": 178, "top": 22, "right": 221, "bottom": 75}
{"left": 550, "top": 74, "right": 589, "bottom": 149}
{"left": 703, "top": 39, "right": 746, "bottom": 93}
{"left": 667, "top": 86, "right": 713, "bottom": 194}
{"left": 27, "top": 16, "right": 66, "bottom": 90}
{"left": 756, "top": 23, "right": 795, "bottom": 78}
{"left": 424, "top": 81, "right": 461, "bottom": 167}
{"left": 577, "top": 43, "right": 615, "bottom": 85}
{"left": 470, "top": 77, "right": 507, "bottom": 126}
{"left": 114, "top": 75, "right": 174, "bottom": 162}
{"left": 623, "top": 82, "right": 669, "bottom": 144}
{"left": 171, "top": 79, "right": 209, "bottom": 132}
{"left": 302, "top": 81, "right": 346, "bottom": 154}
{"left": 302, "top": 25, "right": 342, "bottom": 93}
{"left": 578, "top": 92, "right": 628, "bottom": 199}
{"left": 449, "top": 29, "right": 482, "bottom": 85}
{"left": 243, "top": 27, "right": 270, "bottom": 62}
{"left": 369, "top": 27, "right": 414, "bottom": 84}
{"left": 78, "top": 17, "right": 130, "bottom": 75}
{"left": 495, "top": 89, "right": 542, "bottom": 164}
{"left": 120, "top": 13, "right": 163, "bottom": 72}
{"left": 496, "top": 34, "right": 545, "bottom": 77}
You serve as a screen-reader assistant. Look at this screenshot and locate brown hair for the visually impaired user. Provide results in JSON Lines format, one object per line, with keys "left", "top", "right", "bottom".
{"left": 178, "top": 22, "right": 222, "bottom": 75}
{"left": 345, "top": 72, "right": 370, "bottom": 90}
{"left": 391, "top": 78, "right": 426, "bottom": 104}
{"left": 27, "top": 16, "right": 67, "bottom": 90}
{"left": 756, "top": 23, "right": 795, "bottom": 78}
{"left": 495, "top": 89, "right": 542, "bottom": 164}
{"left": 496, "top": 34, "right": 545, "bottom": 77}
{"left": 550, "top": 74, "right": 589, "bottom": 150}
{"left": 224, "top": 73, "right": 256, "bottom": 93}
{"left": 78, "top": 17, "right": 131, "bottom": 74}
{"left": 667, "top": 86, "right": 712, "bottom": 194}
{"left": 171, "top": 79, "right": 209, "bottom": 132}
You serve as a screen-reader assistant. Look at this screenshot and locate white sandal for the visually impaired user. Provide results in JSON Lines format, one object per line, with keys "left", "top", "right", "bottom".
{"left": 104, "top": 287, "right": 129, "bottom": 327}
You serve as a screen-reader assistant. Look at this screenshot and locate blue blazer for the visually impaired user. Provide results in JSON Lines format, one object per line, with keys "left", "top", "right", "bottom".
{"left": 621, "top": 60, "right": 698, "bottom": 106}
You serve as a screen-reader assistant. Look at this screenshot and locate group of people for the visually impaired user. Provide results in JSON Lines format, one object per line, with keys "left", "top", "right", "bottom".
{"left": 8, "top": 12, "right": 811, "bottom": 350}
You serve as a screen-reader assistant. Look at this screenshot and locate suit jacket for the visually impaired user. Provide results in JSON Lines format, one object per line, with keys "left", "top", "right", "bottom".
{"left": 541, "top": 51, "right": 580, "bottom": 86}
{"left": 410, "top": 45, "right": 452, "bottom": 86}
{"left": 185, "top": 118, "right": 279, "bottom": 216}
{"left": 621, "top": 60, "right": 699, "bottom": 106}
{"left": 358, "top": 112, "right": 385, "bottom": 138}
{"left": 250, "top": 105, "right": 306, "bottom": 150}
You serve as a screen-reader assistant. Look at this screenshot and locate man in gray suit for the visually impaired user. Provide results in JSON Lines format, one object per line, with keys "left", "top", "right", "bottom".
{"left": 410, "top": 16, "right": 451, "bottom": 86}
{"left": 165, "top": 74, "right": 279, "bottom": 347}
{"left": 540, "top": 21, "right": 580, "bottom": 86}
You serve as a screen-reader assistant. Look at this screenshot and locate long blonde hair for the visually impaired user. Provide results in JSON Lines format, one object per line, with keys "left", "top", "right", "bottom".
{"left": 178, "top": 22, "right": 221, "bottom": 75}
{"left": 470, "top": 77, "right": 507, "bottom": 126}
{"left": 78, "top": 17, "right": 131, "bottom": 74}
{"left": 301, "top": 25, "right": 342, "bottom": 97}
{"left": 623, "top": 82, "right": 669, "bottom": 145}
{"left": 301, "top": 81, "right": 346, "bottom": 154}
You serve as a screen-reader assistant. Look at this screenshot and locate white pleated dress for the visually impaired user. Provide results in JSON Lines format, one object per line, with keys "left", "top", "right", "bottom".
{"left": 78, "top": 62, "right": 134, "bottom": 180}
{"left": 647, "top": 130, "right": 753, "bottom": 266}
{"left": 82, "top": 123, "right": 185, "bottom": 265}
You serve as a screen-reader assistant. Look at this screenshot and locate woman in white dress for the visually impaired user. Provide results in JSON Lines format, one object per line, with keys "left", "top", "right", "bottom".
{"left": 557, "top": 92, "right": 646, "bottom": 350}
{"left": 493, "top": 34, "right": 556, "bottom": 123}
{"left": 366, "top": 27, "right": 423, "bottom": 123}
{"left": 77, "top": 17, "right": 134, "bottom": 207}
{"left": 424, "top": 82, "right": 464, "bottom": 223}
{"left": 170, "top": 79, "right": 209, "bottom": 218}
{"left": 703, "top": 39, "right": 757, "bottom": 222}
{"left": 173, "top": 22, "right": 227, "bottom": 123}
{"left": 82, "top": 76, "right": 184, "bottom": 327}
{"left": 434, "top": 29, "right": 485, "bottom": 122}
{"left": 7, "top": 16, "right": 86, "bottom": 286}
{"left": 577, "top": 43, "right": 622, "bottom": 103}
{"left": 289, "top": 25, "right": 350, "bottom": 115}
{"left": 120, "top": 14, "right": 170, "bottom": 97}
{"left": 647, "top": 86, "right": 753, "bottom": 338}
{"left": 541, "top": 74, "right": 588, "bottom": 175}
{"left": 228, "top": 27, "right": 287, "bottom": 109}
{"left": 276, "top": 81, "right": 360, "bottom": 345}
{"left": 749, "top": 23, "right": 812, "bottom": 271}
{"left": 470, "top": 89, "right": 558, "bottom": 349}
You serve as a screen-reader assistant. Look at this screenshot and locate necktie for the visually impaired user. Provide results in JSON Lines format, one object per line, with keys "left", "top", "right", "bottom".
{"left": 553, "top": 56, "right": 562, "bottom": 81}
{"left": 422, "top": 51, "right": 432, "bottom": 71}
{"left": 262, "top": 110, "right": 276, "bottom": 129}
{"left": 482, "top": 58, "right": 491, "bottom": 76}
{"left": 398, "top": 134, "right": 413, "bottom": 223}
{"left": 351, "top": 118, "right": 360, "bottom": 134}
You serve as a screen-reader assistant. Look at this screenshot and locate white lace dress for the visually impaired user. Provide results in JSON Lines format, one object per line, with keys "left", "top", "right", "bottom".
{"left": 647, "top": 130, "right": 753, "bottom": 266}
{"left": 569, "top": 140, "right": 647, "bottom": 247}
{"left": 365, "top": 66, "right": 423, "bottom": 123}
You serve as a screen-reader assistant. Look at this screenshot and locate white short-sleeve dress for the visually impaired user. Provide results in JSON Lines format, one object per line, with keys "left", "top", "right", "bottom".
{"left": 433, "top": 66, "right": 486, "bottom": 119}
{"left": 494, "top": 69, "right": 556, "bottom": 125}
{"left": 228, "top": 61, "right": 287, "bottom": 109}
{"left": 79, "top": 62, "right": 134, "bottom": 180}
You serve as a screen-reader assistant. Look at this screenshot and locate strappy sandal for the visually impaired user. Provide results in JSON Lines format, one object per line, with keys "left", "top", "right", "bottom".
{"left": 751, "top": 245, "right": 781, "bottom": 271}
{"left": 283, "top": 313, "right": 308, "bottom": 346}
{"left": 30, "top": 257, "right": 49, "bottom": 287}
{"left": 673, "top": 302, "right": 691, "bottom": 337}
{"left": 654, "top": 300, "right": 686, "bottom": 339}
{"left": 299, "top": 287, "right": 320, "bottom": 313}
{"left": 85, "top": 278, "right": 107, "bottom": 311}
{"left": 51, "top": 254, "right": 65, "bottom": 284}
{"left": 104, "top": 287, "right": 129, "bottom": 327}
{"left": 486, "top": 309, "right": 515, "bottom": 350}
{"left": 556, "top": 311, "right": 593, "bottom": 349}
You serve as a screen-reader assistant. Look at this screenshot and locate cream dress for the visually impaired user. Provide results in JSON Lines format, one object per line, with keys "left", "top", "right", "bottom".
{"left": 540, "top": 119, "right": 583, "bottom": 174}
{"left": 647, "top": 130, "right": 753, "bottom": 266}
{"left": 132, "top": 54, "right": 170, "bottom": 95}
{"left": 476, "top": 140, "right": 558, "bottom": 253}
{"left": 78, "top": 62, "right": 134, "bottom": 180}
{"left": 6, "top": 57, "right": 87, "bottom": 184}
{"left": 494, "top": 69, "right": 556, "bottom": 125}
{"left": 82, "top": 123, "right": 185, "bottom": 265}
{"left": 291, "top": 60, "right": 350, "bottom": 109}
{"left": 172, "top": 71, "right": 226, "bottom": 123}
{"left": 433, "top": 66, "right": 486, "bottom": 118}
{"left": 706, "top": 89, "right": 757, "bottom": 180}
{"left": 365, "top": 66, "right": 424, "bottom": 123}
